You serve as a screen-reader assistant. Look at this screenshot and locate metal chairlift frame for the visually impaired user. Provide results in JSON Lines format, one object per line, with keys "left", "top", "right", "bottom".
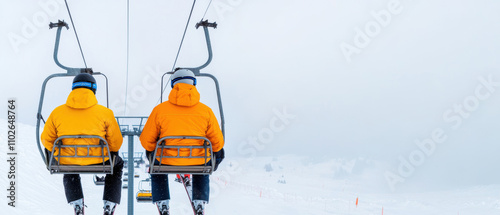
{"left": 93, "top": 174, "right": 106, "bottom": 185}
{"left": 151, "top": 20, "right": 224, "bottom": 176}
{"left": 122, "top": 152, "right": 145, "bottom": 168}
{"left": 35, "top": 20, "right": 112, "bottom": 174}
{"left": 48, "top": 135, "right": 114, "bottom": 174}
{"left": 160, "top": 20, "right": 225, "bottom": 137}
{"left": 136, "top": 178, "right": 153, "bottom": 202}
{"left": 149, "top": 136, "right": 214, "bottom": 175}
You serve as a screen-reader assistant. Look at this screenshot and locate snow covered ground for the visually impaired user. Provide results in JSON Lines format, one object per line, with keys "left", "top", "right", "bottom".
{"left": 1, "top": 120, "right": 499, "bottom": 215}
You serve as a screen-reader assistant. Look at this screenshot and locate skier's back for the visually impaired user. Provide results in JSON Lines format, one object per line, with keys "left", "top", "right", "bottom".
{"left": 140, "top": 69, "right": 225, "bottom": 215}
{"left": 41, "top": 73, "right": 124, "bottom": 215}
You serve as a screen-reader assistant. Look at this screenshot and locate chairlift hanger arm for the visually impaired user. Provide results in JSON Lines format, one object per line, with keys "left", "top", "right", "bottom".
{"left": 188, "top": 20, "right": 217, "bottom": 73}
{"left": 160, "top": 19, "right": 216, "bottom": 94}
{"left": 50, "top": 20, "right": 91, "bottom": 75}
{"left": 163, "top": 20, "right": 216, "bottom": 77}
{"left": 36, "top": 21, "right": 110, "bottom": 164}
{"left": 159, "top": 20, "right": 225, "bottom": 137}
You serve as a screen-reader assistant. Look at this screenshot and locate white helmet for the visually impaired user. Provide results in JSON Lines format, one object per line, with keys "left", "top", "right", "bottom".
{"left": 171, "top": 69, "right": 197, "bottom": 88}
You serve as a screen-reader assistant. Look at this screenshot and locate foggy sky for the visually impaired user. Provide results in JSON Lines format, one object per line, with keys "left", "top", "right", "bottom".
{"left": 2, "top": 0, "right": 500, "bottom": 191}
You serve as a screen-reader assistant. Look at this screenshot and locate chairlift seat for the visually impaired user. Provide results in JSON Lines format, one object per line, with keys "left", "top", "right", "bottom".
{"left": 136, "top": 178, "right": 153, "bottom": 202}
{"left": 47, "top": 135, "right": 114, "bottom": 174}
{"left": 93, "top": 175, "right": 105, "bottom": 185}
{"left": 136, "top": 191, "right": 153, "bottom": 202}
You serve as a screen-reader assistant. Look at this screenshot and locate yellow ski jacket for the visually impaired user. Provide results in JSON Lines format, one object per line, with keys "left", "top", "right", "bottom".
{"left": 41, "top": 88, "right": 123, "bottom": 165}
{"left": 140, "top": 83, "right": 224, "bottom": 166}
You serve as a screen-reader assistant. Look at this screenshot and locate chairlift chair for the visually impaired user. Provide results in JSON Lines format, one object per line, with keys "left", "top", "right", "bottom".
{"left": 136, "top": 178, "right": 153, "bottom": 202}
{"left": 93, "top": 174, "right": 105, "bottom": 185}
{"left": 151, "top": 20, "right": 224, "bottom": 176}
{"left": 149, "top": 136, "right": 215, "bottom": 175}
{"left": 36, "top": 20, "right": 113, "bottom": 175}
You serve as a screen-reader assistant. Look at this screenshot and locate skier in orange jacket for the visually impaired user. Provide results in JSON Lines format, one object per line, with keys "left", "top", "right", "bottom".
{"left": 41, "top": 73, "right": 123, "bottom": 215}
{"left": 140, "top": 69, "right": 225, "bottom": 215}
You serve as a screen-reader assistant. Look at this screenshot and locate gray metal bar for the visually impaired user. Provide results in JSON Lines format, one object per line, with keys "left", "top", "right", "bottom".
{"left": 37, "top": 73, "right": 72, "bottom": 165}
{"left": 191, "top": 26, "right": 213, "bottom": 72}
{"left": 53, "top": 25, "right": 80, "bottom": 74}
{"left": 127, "top": 135, "right": 134, "bottom": 215}
{"left": 49, "top": 166, "right": 113, "bottom": 174}
{"left": 150, "top": 136, "right": 214, "bottom": 175}
{"left": 199, "top": 73, "right": 225, "bottom": 137}
{"left": 115, "top": 116, "right": 149, "bottom": 119}
{"left": 160, "top": 72, "right": 168, "bottom": 103}
{"left": 101, "top": 73, "right": 110, "bottom": 108}
{"left": 48, "top": 135, "right": 113, "bottom": 174}
{"left": 161, "top": 25, "right": 213, "bottom": 102}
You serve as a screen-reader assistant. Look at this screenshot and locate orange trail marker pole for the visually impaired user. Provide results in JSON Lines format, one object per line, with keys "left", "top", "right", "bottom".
{"left": 356, "top": 197, "right": 358, "bottom": 208}
{"left": 382, "top": 207, "right": 384, "bottom": 215}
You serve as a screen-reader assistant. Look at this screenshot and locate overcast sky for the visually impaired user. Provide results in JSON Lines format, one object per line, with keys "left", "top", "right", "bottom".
{"left": 2, "top": 0, "right": 500, "bottom": 192}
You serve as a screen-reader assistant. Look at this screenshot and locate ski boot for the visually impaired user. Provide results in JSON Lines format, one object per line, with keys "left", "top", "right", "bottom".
{"left": 193, "top": 200, "right": 207, "bottom": 215}
{"left": 69, "top": 198, "right": 85, "bottom": 215}
{"left": 103, "top": 200, "right": 117, "bottom": 215}
{"left": 156, "top": 200, "right": 170, "bottom": 215}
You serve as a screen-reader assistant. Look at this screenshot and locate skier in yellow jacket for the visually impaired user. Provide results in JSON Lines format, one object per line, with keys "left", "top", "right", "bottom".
{"left": 140, "top": 69, "right": 224, "bottom": 215}
{"left": 41, "top": 73, "right": 123, "bottom": 215}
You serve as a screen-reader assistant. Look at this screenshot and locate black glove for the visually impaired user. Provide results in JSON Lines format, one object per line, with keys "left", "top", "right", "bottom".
{"left": 44, "top": 148, "right": 52, "bottom": 158}
{"left": 146, "top": 150, "right": 154, "bottom": 162}
{"left": 110, "top": 151, "right": 119, "bottom": 159}
{"left": 213, "top": 148, "right": 225, "bottom": 171}
{"left": 44, "top": 148, "right": 53, "bottom": 165}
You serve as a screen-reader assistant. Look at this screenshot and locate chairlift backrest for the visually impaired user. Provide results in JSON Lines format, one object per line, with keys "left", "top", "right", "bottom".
{"left": 149, "top": 136, "right": 215, "bottom": 175}
{"left": 47, "top": 135, "right": 114, "bottom": 174}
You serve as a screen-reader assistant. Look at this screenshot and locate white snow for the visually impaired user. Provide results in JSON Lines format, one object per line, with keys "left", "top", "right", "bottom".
{"left": 0, "top": 120, "right": 499, "bottom": 214}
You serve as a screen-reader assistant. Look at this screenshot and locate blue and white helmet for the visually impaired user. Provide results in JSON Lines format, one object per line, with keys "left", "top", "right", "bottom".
{"left": 171, "top": 69, "right": 197, "bottom": 88}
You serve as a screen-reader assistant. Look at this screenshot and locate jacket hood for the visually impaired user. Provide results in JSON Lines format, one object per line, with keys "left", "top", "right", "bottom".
{"left": 168, "top": 83, "right": 200, "bottom": 107}
{"left": 65, "top": 88, "right": 98, "bottom": 109}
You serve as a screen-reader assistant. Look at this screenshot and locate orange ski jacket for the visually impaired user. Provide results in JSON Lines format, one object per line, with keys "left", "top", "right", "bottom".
{"left": 41, "top": 88, "right": 123, "bottom": 165}
{"left": 140, "top": 83, "right": 224, "bottom": 166}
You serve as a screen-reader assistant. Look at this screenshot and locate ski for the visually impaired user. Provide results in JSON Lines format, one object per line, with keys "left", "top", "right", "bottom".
{"left": 178, "top": 174, "right": 197, "bottom": 214}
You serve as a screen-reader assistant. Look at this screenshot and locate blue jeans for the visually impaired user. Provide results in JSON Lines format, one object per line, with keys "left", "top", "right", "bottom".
{"left": 151, "top": 160, "right": 210, "bottom": 202}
